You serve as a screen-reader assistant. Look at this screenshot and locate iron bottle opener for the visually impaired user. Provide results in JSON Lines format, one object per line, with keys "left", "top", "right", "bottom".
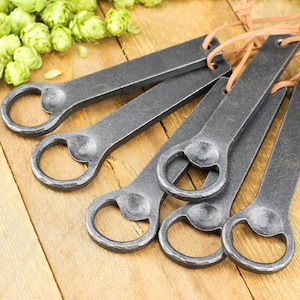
{"left": 31, "top": 60, "right": 231, "bottom": 191}
{"left": 1, "top": 36, "right": 222, "bottom": 137}
{"left": 158, "top": 87, "right": 286, "bottom": 267}
{"left": 222, "top": 80, "right": 300, "bottom": 274}
{"left": 85, "top": 77, "right": 230, "bottom": 252}
{"left": 156, "top": 35, "right": 299, "bottom": 202}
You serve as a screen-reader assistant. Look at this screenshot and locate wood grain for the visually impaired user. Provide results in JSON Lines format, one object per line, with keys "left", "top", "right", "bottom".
{"left": 0, "top": 0, "right": 300, "bottom": 299}
{"left": 0, "top": 145, "right": 62, "bottom": 299}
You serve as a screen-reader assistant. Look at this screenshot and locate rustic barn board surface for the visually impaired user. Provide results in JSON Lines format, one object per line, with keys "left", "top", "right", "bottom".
{"left": 0, "top": 0, "right": 299, "bottom": 299}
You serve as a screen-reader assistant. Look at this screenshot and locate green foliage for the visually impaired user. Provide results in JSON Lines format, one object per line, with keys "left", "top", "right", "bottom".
{"left": 0, "top": 0, "right": 163, "bottom": 86}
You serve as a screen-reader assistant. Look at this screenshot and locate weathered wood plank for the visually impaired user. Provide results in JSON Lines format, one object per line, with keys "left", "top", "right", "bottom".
{"left": 0, "top": 0, "right": 299, "bottom": 299}
{"left": 227, "top": 1, "right": 300, "bottom": 298}
{"left": 0, "top": 145, "right": 62, "bottom": 299}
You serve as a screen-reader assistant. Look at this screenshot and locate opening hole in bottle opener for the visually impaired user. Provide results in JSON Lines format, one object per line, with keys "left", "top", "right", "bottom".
{"left": 188, "top": 164, "right": 212, "bottom": 190}
{"left": 167, "top": 158, "right": 210, "bottom": 191}
{"left": 10, "top": 93, "right": 50, "bottom": 126}
{"left": 39, "top": 144, "right": 87, "bottom": 180}
{"left": 231, "top": 223, "right": 286, "bottom": 263}
{"left": 93, "top": 205, "right": 150, "bottom": 242}
{"left": 167, "top": 220, "right": 221, "bottom": 257}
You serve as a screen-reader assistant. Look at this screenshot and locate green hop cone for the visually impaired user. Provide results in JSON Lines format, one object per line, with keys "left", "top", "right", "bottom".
{"left": 105, "top": 8, "right": 131, "bottom": 37}
{"left": 0, "top": 0, "right": 15, "bottom": 14}
{"left": 13, "top": 44, "right": 42, "bottom": 70}
{"left": 51, "top": 25, "right": 73, "bottom": 52}
{"left": 5, "top": 60, "right": 30, "bottom": 86}
{"left": 4, "top": 34, "right": 21, "bottom": 55}
{"left": 8, "top": 7, "right": 36, "bottom": 35}
{"left": 71, "top": 0, "right": 98, "bottom": 13}
{"left": 0, "top": 12, "right": 10, "bottom": 37}
{"left": 108, "top": 0, "right": 135, "bottom": 9}
{"left": 21, "top": 22, "right": 52, "bottom": 54}
{"left": 10, "top": 0, "right": 46, "bottom": 13}
{"left": 0, "top": 59, "right": 4, "bottom": 79}
{"left": 40, "top": 0, "right": 71, "bottom": 28}
{"left": 135, "top": 0, "right": 162, "bottom": 7}
{"left": 69, "top": 10, "right": 108, "bottom": 42}
{"left": 0, "top": 44, "right": 12, "bottom": 66}
{"left": 0, "top": 34, "right": 21, "bottom": 65}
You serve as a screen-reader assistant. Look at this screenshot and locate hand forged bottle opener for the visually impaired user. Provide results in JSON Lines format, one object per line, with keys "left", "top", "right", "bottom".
{"left": 1, "top": 35, "right": 223, "bottom": 137}
{"left": 158, "top": 86, "right": 286, "bottom": 268}
{"left": 31, "top": 59, "right": 231, "bottom": 191}
{"left": 222, "top": 80, "right": 300, "bottom": 274}
{"left": 156, "top": 34, "right": 299, "bottom": 202}
{"left": 85, "top": 77, "right": 230, "bottom": 252}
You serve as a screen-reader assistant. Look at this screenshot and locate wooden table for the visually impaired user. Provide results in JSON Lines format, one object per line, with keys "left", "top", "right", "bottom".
{"left": 1, "top": 1, "right": 300, "bottom": 299}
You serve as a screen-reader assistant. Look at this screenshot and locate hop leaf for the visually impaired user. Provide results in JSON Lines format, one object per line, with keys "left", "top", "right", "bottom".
{"left": 78, "top": 45, "right": 88, "bottom": 58}
{"left": 44, "top": 69, "right": 62, "bottom": 79}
